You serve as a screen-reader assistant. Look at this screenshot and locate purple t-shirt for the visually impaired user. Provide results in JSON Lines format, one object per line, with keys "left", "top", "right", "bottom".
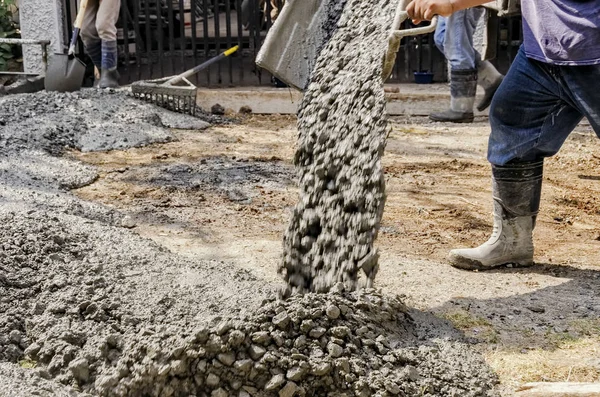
{"left": 522, "top": 0, "right": 600, "bottom": 65}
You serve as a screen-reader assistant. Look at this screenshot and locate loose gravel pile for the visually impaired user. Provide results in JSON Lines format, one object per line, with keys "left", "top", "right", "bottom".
{"left": 280, "top": 0, "right": 394, "bottom": 295}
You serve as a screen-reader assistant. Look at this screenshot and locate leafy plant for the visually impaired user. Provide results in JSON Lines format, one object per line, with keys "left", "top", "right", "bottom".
{"left": 0, "top": 0, "right": 18, "bottom": 71}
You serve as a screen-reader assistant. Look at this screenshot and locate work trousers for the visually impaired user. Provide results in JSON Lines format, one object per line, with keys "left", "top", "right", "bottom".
{"left": 488, "top": 46, "right": 600, "bottom": 165}
{"left": 434, "top": 7, "right": 486, "bottom": 71}
{"left": 80, "top": 0, "right": 121, "bottom": 45}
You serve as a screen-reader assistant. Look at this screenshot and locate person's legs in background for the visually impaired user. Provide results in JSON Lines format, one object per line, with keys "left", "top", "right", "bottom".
{"left": 431, "top": 7, "right": 504, "bottom": 122}
{"left": 80, "top": 0, "right": 102, "bottom": 86}
{"left": 96, "top": 0, "right": 121, "bottom": 88}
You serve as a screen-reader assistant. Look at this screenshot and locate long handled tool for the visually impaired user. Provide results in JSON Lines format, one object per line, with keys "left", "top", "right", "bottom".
{"left": 45, "top": 0, "right": 89, "bottom": 92}
{"left": 131, "top": 45, "right": 240, "bottom": 116}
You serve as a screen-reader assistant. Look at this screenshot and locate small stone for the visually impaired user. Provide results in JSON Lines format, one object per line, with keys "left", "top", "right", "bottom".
{"left": 170, "top": 359, "right": 187, "bottom": 375}
{"left": 331, "top": 326, "right": 350, "bottom": 338}
{"left": 68, "top": 358, "right": 90, "bottom": 383}
{"left": 239, "top": 105, "right": 253, "bottom": 114}
{"left": 326, "top": 305, "right": 341, "bottom": 319}
{"left": 294, "top": 335, "right": 308, "bottom": 349}
{"left": 279, "top": 381, "right": 299, "bottom": 397}
{"left": 300, "top": 319, "right": 315, "bottom": 333}
{"left": 228, "top": 330, "right": 246, "bottom": 347}
{"left": 234, "top": 359, "right": 254, "bottom": 373}
{"left": 327, "top": 343, "right": 344, "bottom": 358}
{"left": 212, "top": 388, "right": 228, "bottom": 397}
{"left": 206, "top": 373, "right": 220, "bottom": 388}
{"left": 309, "top": 327, "right": 326, "bottom": 338}
{"left": 216, "top": 321, "right": 233, "bottom": 335}
{"left": 120, "top": 215, "right": 136, "bottom": 228}
{"left": 385, "top": 382, "right": 401, "bottom": 395}
{"left": 248, "top": 344, "right": 266, "bottom": 360}
{"left": 401, "top": 365, "right": 420, "bottom": 381}
{"left": 286, "top": 366, "right": 307, "bottom": 382}
{"left": 265, "top": 374, "right": 286, "bottom": 391}
{"left": 251, "top": 331, "right": 271, "bottom": 345}
{"left": 272, "top": 312, "right": 291, "bottom": 329}
{"left": 211, "top": 104, "right": 225, "bottom": 115}
{"left": 218, "top": 352, "right": 236, "bottom": 366}
{"left": 356, "top": 326, "right": 369, "bottom": 336}
{"left": 196, "top": 360, "right": 207, "bottom": 373}
{"left": 311, "top": 362, "right": 332, "bottom": 376}
{"left": 24, "top": 342, "right": 41, "bottom": 358}
{"left": 8, "top": 330, "right": 21, "bottom": 344}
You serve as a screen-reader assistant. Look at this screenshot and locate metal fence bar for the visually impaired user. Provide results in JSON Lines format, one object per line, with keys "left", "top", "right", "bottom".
{"left": 143, "top": 0, "right": 153, "bottom": 79}
{"left": 178, "top": 0, "right": 186, "bottom": 70}
{"left": 225, "top": 0, "right": 233, "bottom": 84}
{"left": 156, "top": 0, "right": 164, "bottom": 77}
{"left": 213, "top": 0, "right": 222, "bottom": 83}
{"left": 200, "top": 0, "right": 210, "bottom": 85}
{"left": 236, "top": 0, "right": 244, "bottom": 85}
{"left": 120, "top": 0, "right": 131, "bottom": 82}
{"left": 191, "top": 0, "right": 199, "bottom": 85}
{"left": 167, "top": 0, "right": 176, "bottom": 76}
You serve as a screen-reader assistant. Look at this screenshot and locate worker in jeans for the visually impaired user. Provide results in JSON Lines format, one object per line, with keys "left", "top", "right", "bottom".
{"left": 407, "top": 0, "right": 600, "bottom": 270}
{"left": 430, "top": 7, "right": 504, "bottom": 123}
{"left": 80, "top": 0, "right": 121, "bottom": 88}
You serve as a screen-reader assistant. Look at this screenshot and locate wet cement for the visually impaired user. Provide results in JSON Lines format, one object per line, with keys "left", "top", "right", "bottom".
{"left": 281, "top": 0, "right": 395, "bottom": 294}
{"left": 0, "top": 89, "right": 212, "bottom": 155}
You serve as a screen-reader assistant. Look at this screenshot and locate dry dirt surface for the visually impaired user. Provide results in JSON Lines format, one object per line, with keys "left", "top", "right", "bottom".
{"left": 73, "top": 113, "right": 600, "bottom": 394}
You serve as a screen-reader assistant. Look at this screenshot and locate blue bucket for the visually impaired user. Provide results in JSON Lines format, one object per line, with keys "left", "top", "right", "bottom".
{"left": 414, "top": 71, "right": 434, "bottom": 84}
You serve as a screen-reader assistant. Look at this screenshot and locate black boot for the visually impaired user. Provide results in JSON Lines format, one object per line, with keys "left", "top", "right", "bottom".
{"left": 99, "top": 40, "right": 119, "bottom": 89}
{"left": 449, "top": 160, "right": 544, "bottom": 270}
{"left": 430, "top": 69, "right": 477, "bottom": 123}
{"left": 99, "top": 68, "right": 120, "bottom": 89}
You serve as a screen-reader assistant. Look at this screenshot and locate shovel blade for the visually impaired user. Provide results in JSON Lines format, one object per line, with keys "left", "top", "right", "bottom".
{"left": 45, "top": 54, "right": 87, "bottom": 92}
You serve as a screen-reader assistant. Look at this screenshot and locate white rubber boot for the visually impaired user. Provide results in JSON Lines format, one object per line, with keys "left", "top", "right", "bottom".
{"left": 476, "top": 60, "right": 504, "bottom": 111}
{"left": 449, "top": 161, "right": 543, "bottom": 270}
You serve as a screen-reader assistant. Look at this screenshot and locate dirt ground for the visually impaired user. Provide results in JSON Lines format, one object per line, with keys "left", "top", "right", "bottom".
{"left": 72, "top": 113, "right": 600, "bottom": 394}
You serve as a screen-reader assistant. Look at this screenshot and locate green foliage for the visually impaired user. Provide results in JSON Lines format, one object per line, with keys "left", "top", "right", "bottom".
{"left": 0, "top": 0, "right": 18, "bottom": 71}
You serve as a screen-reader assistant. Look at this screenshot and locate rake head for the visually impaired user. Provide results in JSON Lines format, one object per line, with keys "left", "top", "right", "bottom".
{"left": 131, "top": 79, "right": 199, "bottom": 116}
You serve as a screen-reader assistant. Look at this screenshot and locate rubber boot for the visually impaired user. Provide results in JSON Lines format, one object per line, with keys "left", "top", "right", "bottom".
{"left": 99, "top": 40, "right": 119, "bottom": 89}
{"left": 430, "top": 69, "right": 477, "bottom": 123}
{"left": 449, "top": 160, "right": 544, "bottom": 270}
{"left": 83, "top": 40, "right": 102, "bottom": 87}
{"left": 476, "top": 60, "right": 504, "bottom": 112}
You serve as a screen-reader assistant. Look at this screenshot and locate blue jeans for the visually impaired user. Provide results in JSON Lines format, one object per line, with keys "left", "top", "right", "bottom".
{"left": 488, "top": 46, "right": 600, "bottom": 165}
{"left": 434, "top": 8, "right": 485, "bottom": 71}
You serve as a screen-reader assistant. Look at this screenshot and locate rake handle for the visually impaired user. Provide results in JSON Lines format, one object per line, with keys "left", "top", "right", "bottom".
{"left": 166, "top": 45, "right": 240, "bottom": 85}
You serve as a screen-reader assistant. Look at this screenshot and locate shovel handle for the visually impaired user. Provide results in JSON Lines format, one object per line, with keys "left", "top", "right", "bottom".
{"left": 68, "top": 0, "right": 90, "bottom": 56}
{"left": 390, "top": 0, "right": 438, "bottom": 40}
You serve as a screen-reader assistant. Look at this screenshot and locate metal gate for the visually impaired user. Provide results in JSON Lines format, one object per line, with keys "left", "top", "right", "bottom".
{"left": 63, "top": 0, "right": 522, "bottom": 87}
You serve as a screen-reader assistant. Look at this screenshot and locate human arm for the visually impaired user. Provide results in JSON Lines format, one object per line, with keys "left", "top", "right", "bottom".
{"left": 406, "top": 0, "right": 492, "bottom": 23}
